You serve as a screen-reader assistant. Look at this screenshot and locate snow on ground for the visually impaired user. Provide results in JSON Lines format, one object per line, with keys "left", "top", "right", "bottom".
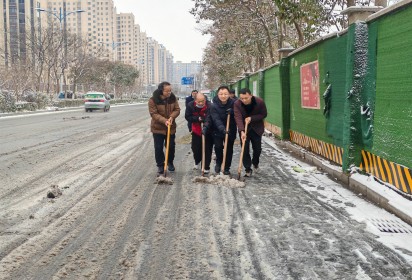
{"left": 263, "top": 136, "right": 412, "bottom": 265}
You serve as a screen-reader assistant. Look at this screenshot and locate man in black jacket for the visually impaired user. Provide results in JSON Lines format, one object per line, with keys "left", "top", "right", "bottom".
{"left": 234, "top": 88, "right": 267, "bottom": 177}
{"left": 185, "top": 93, "right": 213, "bottom": 174}
{"left": 206, "top": 86, "right": 236, "bottom": 175}
{"left": 185, "top": 89, "right": 198, "bottom": 132}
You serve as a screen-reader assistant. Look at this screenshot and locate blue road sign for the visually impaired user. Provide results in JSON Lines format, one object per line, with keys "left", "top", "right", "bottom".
{"left": 181, "top": 77, "right": 194, "bottom": 85}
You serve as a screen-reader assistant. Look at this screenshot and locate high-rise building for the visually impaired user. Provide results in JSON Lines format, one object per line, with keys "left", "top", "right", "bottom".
{"left": 173, "top": 61, "right": 201, "bottom": 83}
{"left": 0, "top": 0, "right": 182, "bottom": 93}
{"left": 139, "top": 31, "right": 148, "bottom": 90}
{"left": 116, "top": 13, "right": 135, "bottom": 64}
{"left": 147, "top": 37, "right": 159, "bottom": 86}
{"left": 0, "top": 0, "right": 38, "bottom": 66}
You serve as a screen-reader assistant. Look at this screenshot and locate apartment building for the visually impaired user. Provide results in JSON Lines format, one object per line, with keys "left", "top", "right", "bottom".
{"left": 139, "top": 31, "right": 148, "bottom": 90}
{"left": 0, "top": 0, "right": 38, "bottom": 66}
{"left": 0, "top": 0, "right": 185, "bottom": 93}
{"left": 116, "top": 13, "right": 135, "bottom": 64}
{"left": 172, "top": 61, "right": 201, "bottom": 84}
{"left": 147, "top": 37, "right": 159, "bottom": 86}
{"left": 36, "top": 0, "right": 117, "bottom": 56}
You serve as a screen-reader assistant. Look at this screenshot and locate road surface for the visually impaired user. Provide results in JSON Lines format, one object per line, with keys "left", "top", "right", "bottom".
{"left": 0, "top": 104, "right": 411, "bottom": 279}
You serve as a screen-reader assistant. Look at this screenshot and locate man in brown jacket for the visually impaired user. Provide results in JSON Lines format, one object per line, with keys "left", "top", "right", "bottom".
{"left": 234, "top": 88, "right": 267, "bottom": 177}
{"left": 148, "top": 81, "right": 180, "bottom": 175}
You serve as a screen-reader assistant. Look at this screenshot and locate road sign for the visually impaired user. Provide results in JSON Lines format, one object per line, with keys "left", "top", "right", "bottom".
{"left": 181, "top": 77, "right": 194, "bottom": 85}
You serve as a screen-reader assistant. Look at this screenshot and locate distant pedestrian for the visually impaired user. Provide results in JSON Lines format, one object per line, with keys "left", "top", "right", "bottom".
{"left": 185, "top": 93, "right": 213, "bottom": 174}
{"left": 208, "top": 86, "right": 237, "bottom": 175}
{"left": 229, "top": 89, "right": 238, "bottom": 100}
{"left": 185, "top": 89, "right": 198, "bottom": 132}
{"left": 148, "top": 81, "right": 180, "bottom": 175}
{"left": 234, "top": 88, "right": 267, "bottom": 177}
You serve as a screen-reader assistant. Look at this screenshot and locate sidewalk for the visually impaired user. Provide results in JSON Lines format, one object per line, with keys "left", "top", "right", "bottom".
{"left": 263, "top": 134, "right": 412, "bottom": 226}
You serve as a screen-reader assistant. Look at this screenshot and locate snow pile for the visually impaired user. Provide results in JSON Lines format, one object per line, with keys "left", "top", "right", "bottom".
{"left": 193, "top": 174, "right": 245, "bottom": 188}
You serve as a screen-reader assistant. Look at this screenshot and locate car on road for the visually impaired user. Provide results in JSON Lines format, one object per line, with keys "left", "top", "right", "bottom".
{"left": 84, "top": 92, "right": 110, "bottom": 112}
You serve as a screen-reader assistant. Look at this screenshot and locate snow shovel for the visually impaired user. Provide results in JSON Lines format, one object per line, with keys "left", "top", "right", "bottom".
{"left": 156, "top": 122, "right": 173, "bottom": 185}
{"left": 201, "top": 122, "right": 206, "bottom": 177}
{"left": 237, "top": 121, "right": 249, "bottom": 180}
{"left": 221, "top": 112, "right": 231, "bottom": 174}
{"left": 164, "top": 122, "right": 172, "bottom": 177}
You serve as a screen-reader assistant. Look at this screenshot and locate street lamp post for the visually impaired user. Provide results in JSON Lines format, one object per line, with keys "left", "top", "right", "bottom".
{"left": 35, "top": 7, "right": 85, "bottom": 97}
{"left": 99, "top": 41, "right": 130, "bottom": 61}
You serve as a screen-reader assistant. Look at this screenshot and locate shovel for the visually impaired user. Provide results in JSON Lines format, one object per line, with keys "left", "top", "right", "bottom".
{"left": 201, "top": 122, "right": 206, "bottom": 177}
{"left": 164, "top": 122, "right": 171, "bottom": 177}
{"left": 237, "top": 121, "right": 249, "bottom": 180}
{"left": 221, "top": 112, "right": 231, "bottom": 174}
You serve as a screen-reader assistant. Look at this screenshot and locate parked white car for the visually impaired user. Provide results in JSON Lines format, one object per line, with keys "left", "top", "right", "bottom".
{"left": 84, "top": 92, "right": 110, "bottom": 112}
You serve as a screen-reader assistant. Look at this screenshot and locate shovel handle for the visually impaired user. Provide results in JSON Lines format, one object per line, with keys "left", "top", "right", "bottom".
{"left": 164, "top": 123, "right": 171, "bottom": 176}
{"left": 201, "top": 123, "right": 205, "bottom": 176}
{"left": 221, "top": 113, "right": 231, "bottom": 173}
{"left": 237, "top": 121, "right": 248, "bottom": 179}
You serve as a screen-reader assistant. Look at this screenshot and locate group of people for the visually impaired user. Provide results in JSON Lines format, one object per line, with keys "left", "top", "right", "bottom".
{"left": 148, "top": 82, "right": 268, "bottom": 177}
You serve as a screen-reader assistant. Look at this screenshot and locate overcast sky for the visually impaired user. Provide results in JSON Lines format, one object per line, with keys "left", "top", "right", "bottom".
{"left": 114, "top": 0, "right": 210, "bottom": 63}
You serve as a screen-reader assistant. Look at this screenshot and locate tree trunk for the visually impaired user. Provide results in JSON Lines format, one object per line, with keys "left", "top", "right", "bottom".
{"left": 293, "top": 21, "right": 305, "bottom": 47}
{"left": 347, "top": 0, "right": 356, "bottom": 7}
{"left": 375, "top": 0, "right": 387, "bottom": 7}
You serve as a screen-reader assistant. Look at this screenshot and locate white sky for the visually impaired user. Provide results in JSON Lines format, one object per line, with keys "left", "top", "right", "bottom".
{"left": 114, "top": 0, "right": 210, "bottom": 63}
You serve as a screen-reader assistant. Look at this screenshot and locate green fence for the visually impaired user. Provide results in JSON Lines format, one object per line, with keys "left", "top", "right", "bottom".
{"left": 229, "top": 2, "right": 412, "bottom": 195}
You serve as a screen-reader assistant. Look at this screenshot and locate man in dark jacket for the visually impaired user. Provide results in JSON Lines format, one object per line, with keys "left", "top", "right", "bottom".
{"left": 229, "top": 89, "right": 238, "bottom": 100}
{"left": 148, "top": 81, "right": 181, "bottom": 175}
{"left": 206, "top": 86, "right": 237, "bottom": 175}
{"left": 185, "top": 89, "right": 198, "bottom": 132}
{"left": 234, "top": 88, "right": 267, "bottom": 177}
{"left": 185, "top": 93, "right": 213, "bottom": 174}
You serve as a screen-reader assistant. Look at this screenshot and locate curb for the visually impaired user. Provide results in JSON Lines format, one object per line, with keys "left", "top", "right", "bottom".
{"left": 0, "top": 106, "right": 80, "bottom": 118}
{"left": 264, "top": 136, "right": 412, "bottom": 226}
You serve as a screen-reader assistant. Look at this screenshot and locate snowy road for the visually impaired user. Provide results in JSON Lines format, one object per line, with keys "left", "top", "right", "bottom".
{"left": 0, "top": 104, "right": 411, "bottom": 279}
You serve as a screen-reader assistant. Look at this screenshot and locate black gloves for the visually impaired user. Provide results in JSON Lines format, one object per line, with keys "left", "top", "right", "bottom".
{"left": 202, "top": 126, "right": 208, "bottom": 135}
{"left": 226, "top": 108, "right": 232, "bottom": 114}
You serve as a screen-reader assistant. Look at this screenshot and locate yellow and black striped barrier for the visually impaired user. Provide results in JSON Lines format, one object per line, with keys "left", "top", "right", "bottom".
{"left": 289, "top": 130, "right": 343, "bottom": 165}
{"left": 360, "top": 150, "right": 412, "bottom": 195}
{"left": 289, "top": 130, "right": 412, "bottom": 195}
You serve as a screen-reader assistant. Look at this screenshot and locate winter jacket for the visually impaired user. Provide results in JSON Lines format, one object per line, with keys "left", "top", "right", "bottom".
{"left": 207, "top": 96, "right": 237, "bottom": 140}
{"left": 148, "top": 89, "right": 180, "bottom": 135}
{"left": 234, "top": 96, "right": 267, "bottom": 136}
{"left": 185, "top": 95, "right": 194, "bottom": 106}
{"left": 185, "top": 100, "right": 212, "bottom": 136}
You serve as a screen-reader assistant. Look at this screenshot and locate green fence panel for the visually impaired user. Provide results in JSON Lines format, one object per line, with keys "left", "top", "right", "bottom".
{"left": 264, "top": 65, "right": 283, "bottom": 135}
{"left": 372, "top": 6, "right": 412, "bottom": 168}
{"left": 289, "top": 45, "right": 330, "bottom": 142}
{"left": 249, "top": 73, "right": 259, "bottom": 97}
{"left": 322, "top": 33, "right": 349, "bottom": 148}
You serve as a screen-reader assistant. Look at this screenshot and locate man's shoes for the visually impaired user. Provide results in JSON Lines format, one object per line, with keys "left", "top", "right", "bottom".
{"left": 244, "top": 169, "right": 253, "bottom": 177}
{"left": 223, "top": 169, "right": 230, "bottom": 175}
{"left": 253, "top": 165, "right": 260, "bottom": 173}
{"left": 214, "top": 164, "right": 221, "bottom": 174}
{"left": 193, "top": 163, "right": 199, "bottom": 170}
{"left": 204, "top": 169, "right": 210, "bottom": 174}
{"left": 157, "top": 166, "right": 164, "bottom": 175}
{"left": 168, "top": 162, "right": 175, "bottom": 172}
